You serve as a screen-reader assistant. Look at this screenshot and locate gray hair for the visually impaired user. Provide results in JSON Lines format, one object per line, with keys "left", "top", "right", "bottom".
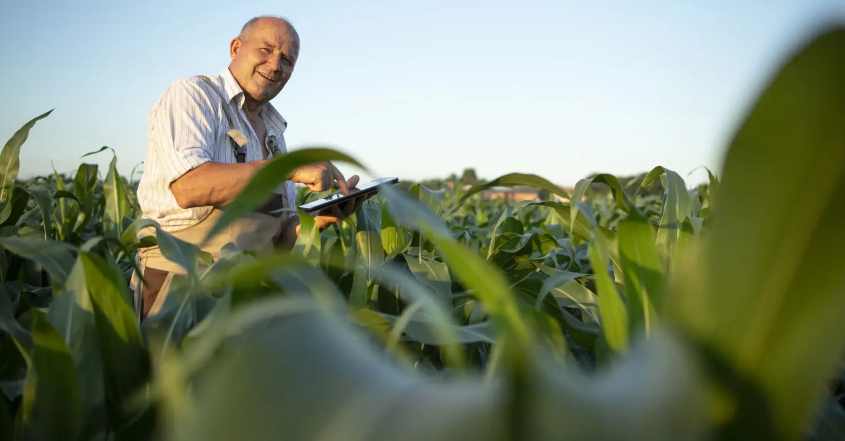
{"left": 238, "top": 15, "right": 299, "bottom": 43}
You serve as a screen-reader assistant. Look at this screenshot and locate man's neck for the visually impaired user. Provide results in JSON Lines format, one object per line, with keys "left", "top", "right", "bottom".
{"left": 243, "top": 96, "right": 263, "bottom": 118}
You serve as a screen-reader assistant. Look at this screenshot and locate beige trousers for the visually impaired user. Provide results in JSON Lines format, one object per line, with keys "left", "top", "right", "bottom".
{"left": 130, "top": 208, "right": 287, "bottom": 317}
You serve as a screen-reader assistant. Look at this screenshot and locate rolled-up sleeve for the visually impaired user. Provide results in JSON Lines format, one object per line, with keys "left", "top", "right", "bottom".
{"left": 150, "top": 78, "right": 219, "bottom": 185}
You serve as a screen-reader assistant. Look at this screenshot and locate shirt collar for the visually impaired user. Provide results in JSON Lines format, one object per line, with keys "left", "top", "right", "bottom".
{"left": 220, "top": 67, "right": 246, "bottom": 107}
{"left": 219, "top": 67, "right": 288, "bottom": 133}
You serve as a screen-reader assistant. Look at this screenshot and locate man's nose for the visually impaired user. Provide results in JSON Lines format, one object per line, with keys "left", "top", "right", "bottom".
{"left": 267, "top": 56, "right": 282, "bottom": 72}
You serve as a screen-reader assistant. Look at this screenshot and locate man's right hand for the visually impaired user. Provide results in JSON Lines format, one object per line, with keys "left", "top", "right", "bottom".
{"left": 289, "top": 161, "right": 349, "bottom": 194}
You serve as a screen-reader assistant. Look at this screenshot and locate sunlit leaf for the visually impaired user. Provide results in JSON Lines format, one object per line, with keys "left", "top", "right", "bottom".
{"left": 667, "top": 27, "right": 845, "bottom": 440}
{"left": 203, "top": 148, "right": 366, "bottom": 244}
{"left": 21, "top": 310, "right": 81, "bottom": 441}
{"left": 0, "top": 110, "right": 52, "bottom": 205}
{"left": 617, "top": 214, "right": 663, "bottom": 339}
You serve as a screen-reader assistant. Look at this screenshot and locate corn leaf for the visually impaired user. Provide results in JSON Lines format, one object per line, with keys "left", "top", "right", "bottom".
{"left": 66, "top": 252, "right": 148, "bottom": 428}
{"left": 355, "top": 202, "right": 383, "bottom": 278}
{"left": 293, "top": 208, "right": 321, "bottom": 265}
{"left": 46, "top": 287, "right": 108, "bottom": 441}
{"left": 380, "top": 184, "right": 531, "bottom": 346}
{"left": 617, "top": 214, "right": 663, "bottom": 339}
{"left": 203, "top": 147, "right": 366, "bottom": 244}
{"left": 0, "top": 237, "right": 75, "bottom": 286}
{"left": 0, "top": 110, "right": 52, "bottom": 205}
{"left": 21, "top": 310, "right": 81, "bottom": 441}
{"left": 23, "top": 185, "right": 54, "bottom": 239}
{"left": 380, "top": 200, "right": 402, "bottom": 255}
{"left": 0, "top": 186, "right": 31, "bottom": 227}
{"left": 458, "top": 173, "right": 570, "bottom": 205}
{"left": 667, "top": 26, "right": 845, "bottom": 440}
{"left": 0, "top": 288, "right": 33, "bottom": 362}
{"left": 103, "top": 150, "right": 130, "bottom": 242}
{"left": 590, "top": 232, "right": 628, "bottom": 353}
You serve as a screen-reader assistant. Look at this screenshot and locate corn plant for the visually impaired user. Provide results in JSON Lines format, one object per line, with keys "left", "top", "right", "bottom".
{"left": 1, "top": 23, "right": 845, "bottom": 441}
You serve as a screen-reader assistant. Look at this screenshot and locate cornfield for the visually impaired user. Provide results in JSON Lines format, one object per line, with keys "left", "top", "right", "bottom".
{"left": 2, "top": 25, "right": 845, "bottom": 441}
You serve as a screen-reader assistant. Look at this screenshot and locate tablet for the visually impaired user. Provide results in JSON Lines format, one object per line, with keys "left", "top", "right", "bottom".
{"left": 298, "top": 177, "right": 399, "bottom": 213}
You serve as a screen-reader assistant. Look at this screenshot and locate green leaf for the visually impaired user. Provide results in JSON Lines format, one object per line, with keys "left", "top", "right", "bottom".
{"left": 402, "top": 255, "right": 452, "bottom": 302}
{"left": 0, "top": 287, "right": 32, "bottom": 363}
{"left": 706, "top": 167, "right": 720, "bottom": 207}
{"left": 534, "top": 269, "right": 592, "bottom": 314}
{"left": 53, "top": 189, "right": 81, "bottom": 205}
{"left": 0, "top": 237, "right": 75, "bottom": 285}
{"left": 458, "top": 173, "right": 570, "bottom": 206}
{"left": 521, "top": 331, "right": 708, "bottom": 441}
{"left": 319, "top": 236, "right": 344, "bottom": 281}
{"left": 617, "top": 214, "right": 664, "bottom": 339}
{"left": 519, "top": 200, "right": 622, "bottom": 270}
{"left": 0, "top": 186, "right": 31, "bottom": 227}
{"left": 165, "top": 302, "right": 507, "bottom": 441}
{"left": 638, "top": 167, "right": 694, "bottom": 265}
{"left": 486, "top": 204, "right": 526, "bottom": 260}
{"left": 375, "top": 310, "right": 496, "bottom": 345}
{"left": 21, "top": 310, "right": 81, "bottom": 441}
{"left": 142, "top": 276, "right": 215, "bottom": 363}
{"left": 120, "top": 218, "right": 158, "bottom": 248}
{"left": 46, "top": 286, "right": 109, "bottom": 441}
{"left": 349, "top": 259, "right": 368, "bottom": 309}
{"left": 380, "top": 184, "right": 531, "bottom": 346}
{"left": 368, "top": 263, "right": 467, "bottom": 369}
{"left": 103, "top": 150, "right": 130, "bottom": 242}
{"left": 80, "top": 146, "right": 111, "bottom": 158}
{"left": 667, "top": 27, "right": 845, "bottom": 440}
{"left": 487, "top": 232, "right": 558, "bottom": 275}
{"left": 293, "top": 209, "right": 321, "bottom": 265}
{"left": 155, "top": 225, "right": 204, "bottom": 281}
{"left": 380, "top": 200, "right": 401, "bottom": 255}
{"left": 409, "top": 183, "right": 446, "bottom": 215}
{"left": 674, "top": 217, "right": 698, "bottom": 270}
{"left": 66, "top": 252, "right": 148, "bottom": 427}
{"left": 22, "top": 185, "right": 53, "bottom": 239}
{"left": 0, "top": 110, "right": 52, "bottom": 205}
{"left": 356, "top": 202, "right": 383, "bottom": 278}
{"left": 203, "top": 147, "right": 366, "bottom": 244}
{"left": 590, "top": 232, "right": 628, "bottom": 353}
{"left": 72, "top": 163, "right": 99, "bottom": 233}
{"left": 570, "top": 173, "right": 643, "bottom": 232}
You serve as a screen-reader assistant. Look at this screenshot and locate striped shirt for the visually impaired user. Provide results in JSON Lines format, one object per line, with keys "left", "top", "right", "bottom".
{"left": 137, "top": 67, "right": 296, "bottom": 232}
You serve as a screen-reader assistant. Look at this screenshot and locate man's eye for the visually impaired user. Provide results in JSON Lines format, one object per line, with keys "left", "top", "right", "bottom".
{"left": 260, "top": 48, "right": 271, "bottom": 53}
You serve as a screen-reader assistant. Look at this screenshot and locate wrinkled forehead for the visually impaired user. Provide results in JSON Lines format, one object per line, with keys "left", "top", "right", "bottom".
{"left": 249, "top": 19, "right": 300, "bottom": 54}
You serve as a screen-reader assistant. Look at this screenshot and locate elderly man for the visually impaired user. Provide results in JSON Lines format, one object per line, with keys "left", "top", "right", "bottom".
{"left": 134, "top": 16, "right": 363, "bottom": 318}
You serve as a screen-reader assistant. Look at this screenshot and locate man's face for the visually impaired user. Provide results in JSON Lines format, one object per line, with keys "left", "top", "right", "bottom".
{"left": 229, "top": 18, "right": 299, "bottom": 104}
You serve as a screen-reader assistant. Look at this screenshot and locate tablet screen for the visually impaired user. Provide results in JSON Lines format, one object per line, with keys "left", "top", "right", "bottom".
{"left": 299, "top": 177, "right": 398, "bottom": 212}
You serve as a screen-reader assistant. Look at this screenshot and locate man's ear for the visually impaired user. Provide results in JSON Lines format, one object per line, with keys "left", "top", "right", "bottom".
{"left": 230, "top": 38, "right": 242, "bottom": 61}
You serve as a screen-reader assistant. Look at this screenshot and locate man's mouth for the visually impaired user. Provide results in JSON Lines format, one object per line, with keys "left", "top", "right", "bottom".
{"left": 257, "top": 72, "right": 278, "bottom": 82}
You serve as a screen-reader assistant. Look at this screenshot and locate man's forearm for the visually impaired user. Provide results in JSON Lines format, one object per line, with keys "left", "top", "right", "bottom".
{"left": 170, "top": 161, "right": 265, "bottom": 208}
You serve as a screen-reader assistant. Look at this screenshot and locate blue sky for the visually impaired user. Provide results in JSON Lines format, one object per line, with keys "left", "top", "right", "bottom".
{"left": 2, "top": 0, "right": 844, "bottom": 187}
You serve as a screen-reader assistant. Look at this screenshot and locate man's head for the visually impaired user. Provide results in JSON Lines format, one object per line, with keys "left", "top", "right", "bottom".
{"left": 229, "top": 16, "right": 300, "bottom": 107}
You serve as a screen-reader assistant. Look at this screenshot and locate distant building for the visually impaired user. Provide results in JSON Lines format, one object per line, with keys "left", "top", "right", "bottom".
{"left": 443, "top": 181, "right": 576, "bottom": 202}
{"left": 481, "top": 186, "right": 544, "bottom": 202}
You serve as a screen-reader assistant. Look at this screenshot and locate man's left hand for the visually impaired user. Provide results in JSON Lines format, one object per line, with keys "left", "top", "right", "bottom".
{"left": 313, "top": 175, "right": 369, "bottom": 230}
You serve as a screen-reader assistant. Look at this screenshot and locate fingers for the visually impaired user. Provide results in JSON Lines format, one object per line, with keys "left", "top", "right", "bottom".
{"left": 292, "top": 163, "right": 349, "bottom": 193}
{"left": 315, "top": 194, "right": 365, "bottom": 227}
{"left": 331, "top": 163, "right": 348, "bottom": 195}
{"left": 346, "top": 174, "right": 360, "bottom": 191}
